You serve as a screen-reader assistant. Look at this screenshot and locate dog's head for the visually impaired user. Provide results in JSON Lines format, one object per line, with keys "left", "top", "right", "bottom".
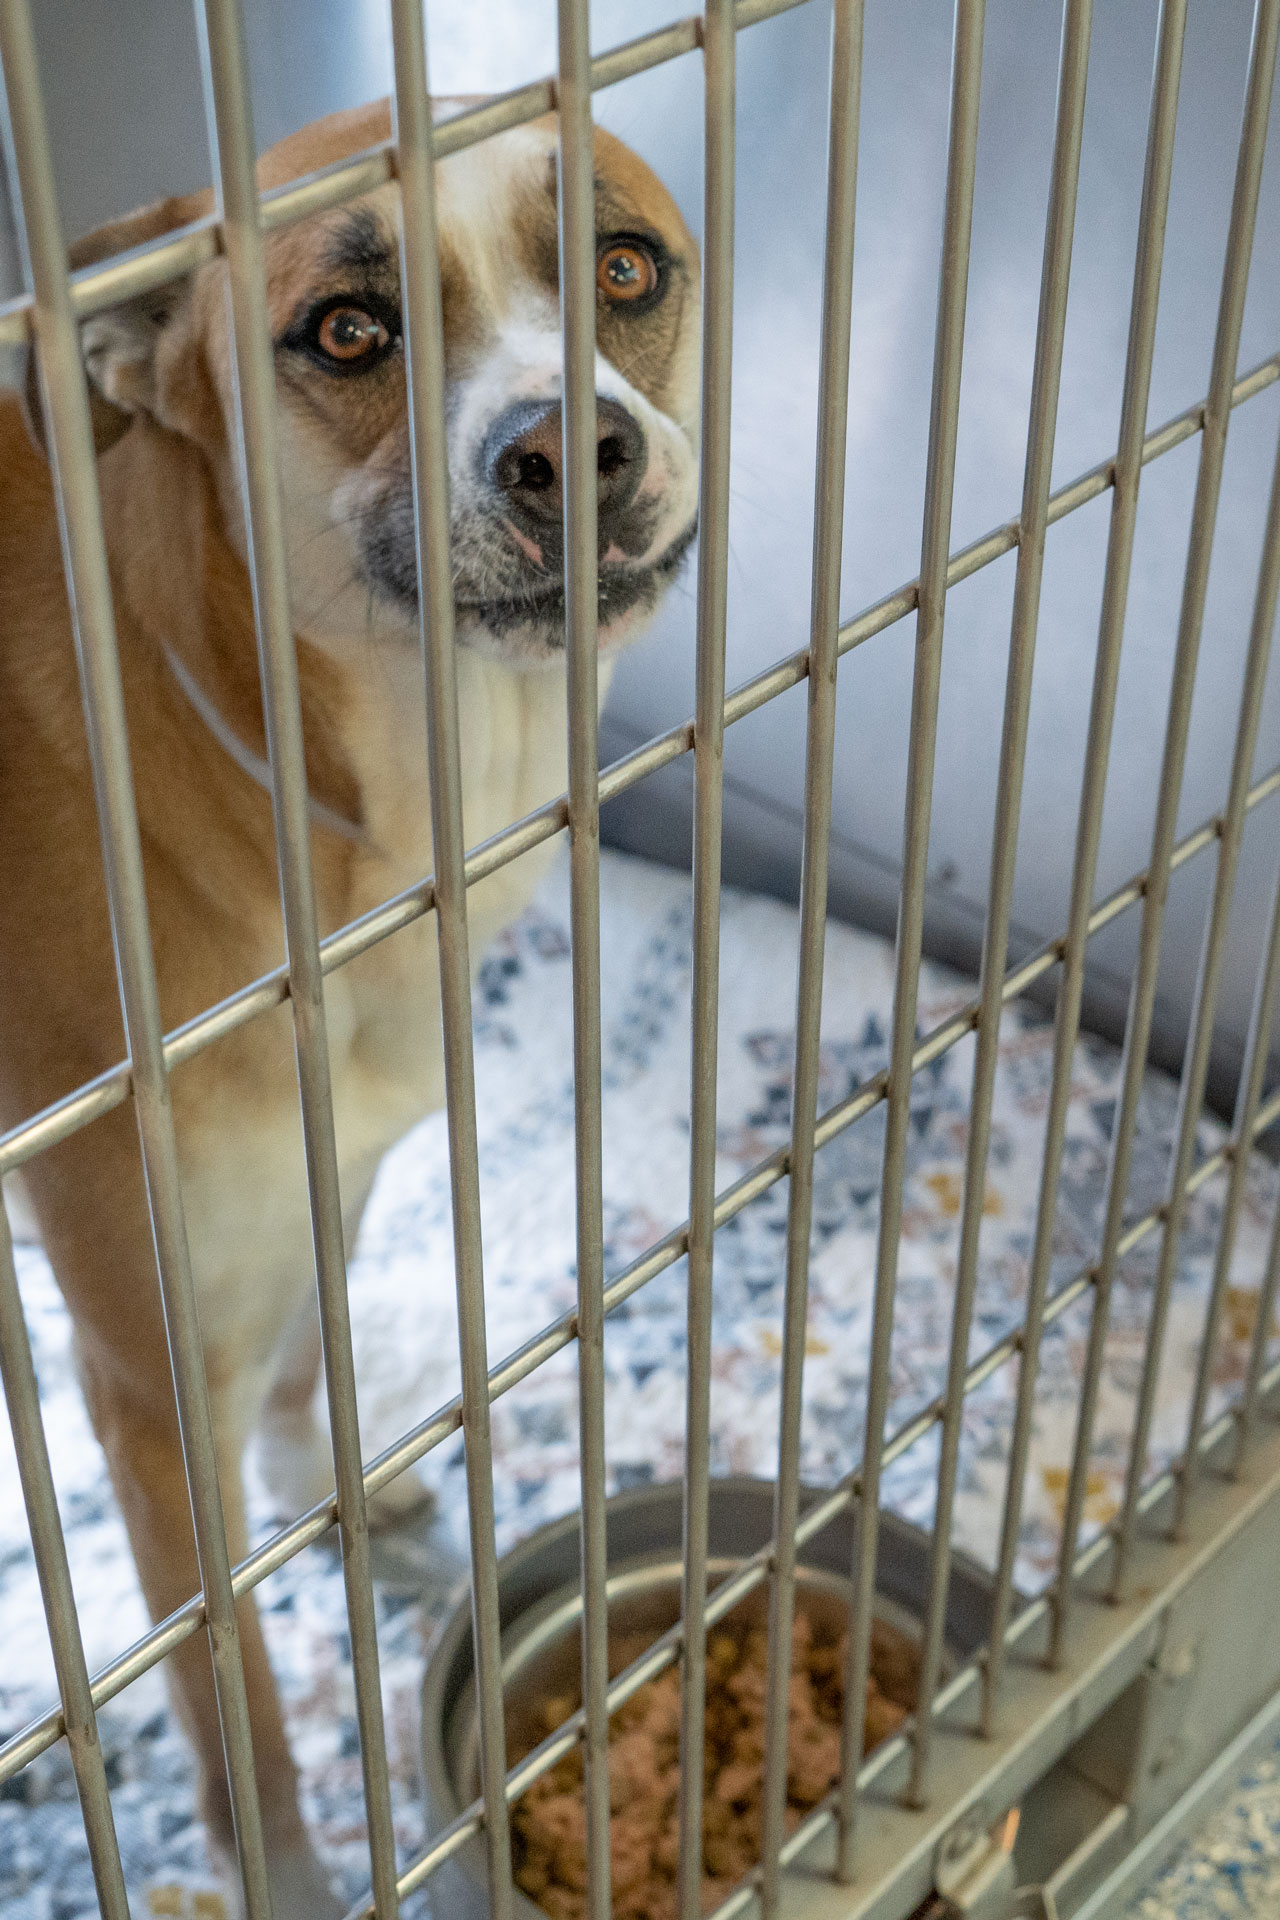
{"left": 41, "top": 100, "right": 700, "bottom": 667}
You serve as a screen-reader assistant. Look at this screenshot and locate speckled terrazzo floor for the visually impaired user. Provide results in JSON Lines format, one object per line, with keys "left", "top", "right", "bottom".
{"left": 3, "top": 848, "right": 1279, "bottom": 1918}
{"left": 1123, "top": 1747, "right": 1280, "bottom": 1917}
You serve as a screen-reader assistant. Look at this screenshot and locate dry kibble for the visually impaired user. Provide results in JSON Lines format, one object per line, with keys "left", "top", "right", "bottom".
{"left": 511, "top": 1604, "right": 921, "bottom": 1920}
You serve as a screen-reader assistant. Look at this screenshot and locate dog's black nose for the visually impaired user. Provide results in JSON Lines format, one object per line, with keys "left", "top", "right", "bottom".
{"left": 486, "top": 398, "right": 645, "bottom": 544}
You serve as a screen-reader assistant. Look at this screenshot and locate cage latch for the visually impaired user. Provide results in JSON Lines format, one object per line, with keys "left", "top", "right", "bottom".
{"left": 931, "top": 1807, "right": 1066, "bottom": 1919}
{"left": 932, "top": 1810, "right": 1019, "bottom": 1920}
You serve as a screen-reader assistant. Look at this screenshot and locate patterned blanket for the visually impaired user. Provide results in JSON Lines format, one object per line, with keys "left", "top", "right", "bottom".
{"left": 2, "top": 848, "right": 1276, "bottom": 1917}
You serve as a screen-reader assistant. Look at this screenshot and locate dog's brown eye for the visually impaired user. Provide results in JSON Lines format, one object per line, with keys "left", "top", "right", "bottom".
{"left": 316, "top": 305, "right": 390, "bottom": 363}
{"left": 597, "top": 241, "right": 659, "bottom": 305}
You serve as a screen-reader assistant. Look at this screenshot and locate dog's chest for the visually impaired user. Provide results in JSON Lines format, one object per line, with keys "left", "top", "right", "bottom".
{"left": 319, "top": 647, "right": 569, "bottom": 1171}
{"left": 176, "top": 651, "right": 571, "bottom": 1364}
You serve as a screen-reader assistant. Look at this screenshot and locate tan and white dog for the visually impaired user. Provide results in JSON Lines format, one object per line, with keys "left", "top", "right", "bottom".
{"left": 0, "top": 99, "right": 699, "bottom": 1915}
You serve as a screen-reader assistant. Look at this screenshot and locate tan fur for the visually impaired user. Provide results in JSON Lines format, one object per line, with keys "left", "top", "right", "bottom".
{"left": 0, "top": 98, "right": 698, "bottom": 1917}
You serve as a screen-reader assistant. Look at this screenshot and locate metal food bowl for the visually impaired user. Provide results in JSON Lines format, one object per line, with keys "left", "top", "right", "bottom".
{"left": 419, "top": 1477, "right": 995, "bottom": 1920}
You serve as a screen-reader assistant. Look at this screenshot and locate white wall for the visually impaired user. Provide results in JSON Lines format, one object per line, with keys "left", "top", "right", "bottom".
{"left": 591, "top": 0, "right": 1280, "bottom": 1113}
{"left": 4, "top": 0, "right": 1278, "bottom": 1110}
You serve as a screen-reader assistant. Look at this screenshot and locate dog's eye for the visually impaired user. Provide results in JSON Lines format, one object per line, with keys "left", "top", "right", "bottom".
{"left": 315, "top": 305, "right": 391, "bottom": 365}
{"left": 597, "top": 241, "right": 660, "bottom": 306}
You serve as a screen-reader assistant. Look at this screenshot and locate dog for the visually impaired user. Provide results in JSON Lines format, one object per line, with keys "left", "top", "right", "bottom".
{"left": 0, "top": 98, "right": 699, "bottom": 1916}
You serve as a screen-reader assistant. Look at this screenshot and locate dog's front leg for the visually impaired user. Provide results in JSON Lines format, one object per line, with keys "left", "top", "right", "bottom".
{"left": 255, "top": 1293, "right": 331, "bottom": 1519}
{"left": 255, "top": 1151, "right": 432, "bottom": 1534}
{"left": 75, "top": 1335, "right": 343, "bottom": 1919}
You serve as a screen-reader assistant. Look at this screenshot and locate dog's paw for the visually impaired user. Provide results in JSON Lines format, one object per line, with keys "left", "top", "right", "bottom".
{"left": 364, "top": 1471, "right": 474, "bottom": 1600}
{"left": 210, "top": 1836, "right": 344, "bottom": 1920}
{"left": 365, "top": 1465, "right": 434, "bottom": 1534}
{"left": 252, "top": 1416, "right": 336, "bottom": 1522}
{"left": 254, "top": 1418, "right": 431, "bottom": 1537}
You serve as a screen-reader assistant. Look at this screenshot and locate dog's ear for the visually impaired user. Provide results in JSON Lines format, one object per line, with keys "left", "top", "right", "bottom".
{"left": 22, "top": 189, "right": 214, "bottom": 461}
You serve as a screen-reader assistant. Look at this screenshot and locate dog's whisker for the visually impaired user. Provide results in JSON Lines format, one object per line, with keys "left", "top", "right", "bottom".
{"left": 296, "top": 569, "right": 371, "bottom": 632}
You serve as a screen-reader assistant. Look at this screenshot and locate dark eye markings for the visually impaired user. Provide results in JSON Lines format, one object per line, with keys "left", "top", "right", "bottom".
{"left": 279, "top": 293, "right": 402, "bottom": 376}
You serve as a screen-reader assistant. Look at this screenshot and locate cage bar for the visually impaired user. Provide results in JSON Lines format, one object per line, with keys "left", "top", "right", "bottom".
{"left": 1179, "top": 858, "right": 1280, "bottom": 1517}
{"left": 385, "top": 4, "right": 517, "bottom": 1914}
{"left": 909, "top": 0, "right": 1092, "bottom": 1802}
{"left": 1237, "top": 909, "right": 1280, "bottom": 1459}
{"left": 554, "top": 0, "right": 615, "bottom": 1913}
{"left": 674, "top": 2, "right": 735, "bottom": 1915}
{"left": 1058, "top": 329, "right": 1280, "bottom": 1648}
{"left": 981, "top": 0, "right": 1188, "bottom": 1732}
{"left": 758, "top": 3, "right": 862, "bottom": 1911}
{"left": 1108, "top": 0, "right": 1279, "bottom": 1601}
{"left": 0, "top": 3, "right": 275, "bottom": 1911}
{"left": 1222, "top": 420, "right": 1280, "bottom": 1475}
{"left": 191, "top": 3, "right": 403, "bottom": 1907}
{"left": 0, "top": 1200, "right": 131, "bottom": 1920}
{"left": 837, "top": 0, "right": 985, "bottom": 1874}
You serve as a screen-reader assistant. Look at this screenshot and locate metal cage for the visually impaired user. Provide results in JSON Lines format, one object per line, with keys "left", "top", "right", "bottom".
{"left": 2, "top": 1, "right": 1280, "bottom": 1917}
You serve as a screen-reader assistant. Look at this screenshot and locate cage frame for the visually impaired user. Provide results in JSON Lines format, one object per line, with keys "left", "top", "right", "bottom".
{"left": 1, "top": 0, "right": 1280, "bottom": 1917}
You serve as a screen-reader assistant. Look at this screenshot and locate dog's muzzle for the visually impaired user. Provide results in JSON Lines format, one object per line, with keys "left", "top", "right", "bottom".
{"left": 481, "top": 397, "right": 653, "bottom": 566}
{"left": 356, "top": 390, "right": 694, "bottom": 655}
